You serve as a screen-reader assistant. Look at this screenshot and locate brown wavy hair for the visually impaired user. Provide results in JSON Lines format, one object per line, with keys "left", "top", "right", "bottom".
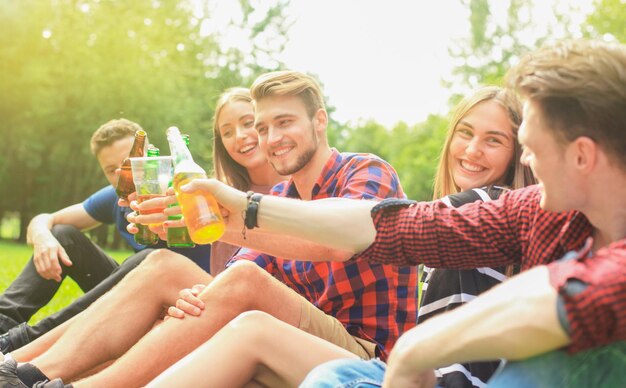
{"left": 211, "top": 87, "right": 254, "bottom": 191}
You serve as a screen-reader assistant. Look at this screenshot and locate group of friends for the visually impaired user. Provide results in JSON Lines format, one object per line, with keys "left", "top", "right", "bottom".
{"left": 0, "top": 38, "right": 624, "bottom": 387}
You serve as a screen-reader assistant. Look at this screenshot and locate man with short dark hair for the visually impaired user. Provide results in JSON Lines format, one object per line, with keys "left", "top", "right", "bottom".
{"left": 0, "top": 119, "right": 211, "bottom": 355}
{"left": 0, "top": 119, "right": 146, "bottom": 342}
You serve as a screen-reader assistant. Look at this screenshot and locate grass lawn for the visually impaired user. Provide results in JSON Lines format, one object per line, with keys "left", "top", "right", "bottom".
{"left": 0, "top": 240, "right": 132, "bottom": 325}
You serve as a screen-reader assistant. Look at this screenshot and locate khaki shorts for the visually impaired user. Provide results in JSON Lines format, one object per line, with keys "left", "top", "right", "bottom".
{"left": 297, "top": 292, "right": 377, "bottom": 360}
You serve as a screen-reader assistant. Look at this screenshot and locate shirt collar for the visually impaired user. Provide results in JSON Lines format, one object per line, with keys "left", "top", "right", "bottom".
{"left": 283, "top": 148, "right": 341, "bottom": 199}
{"left": 558, "top": 211, "right": 594, "bottom": 253}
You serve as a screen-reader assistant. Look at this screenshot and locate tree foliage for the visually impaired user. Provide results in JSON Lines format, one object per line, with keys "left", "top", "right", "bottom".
{"left": 1, "top": 0, "right": 624, "bottom": 243}
{"left": 0, "top": 0, "right": 288, "bottom": 242}
{"left": 331, "top": 115, "right": 448, "bottom": 201}
{"left": 584, "top": 0, "right": 626, "bottom": 41}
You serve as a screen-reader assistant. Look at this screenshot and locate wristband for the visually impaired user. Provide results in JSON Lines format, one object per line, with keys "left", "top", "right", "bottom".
{"left": 244, "top": 192, "right": 263, "bottom": 230}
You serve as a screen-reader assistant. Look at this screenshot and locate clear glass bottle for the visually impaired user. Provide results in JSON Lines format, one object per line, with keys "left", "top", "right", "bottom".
{"left": 166, "top": 134, "right": 196, "bottom": 248}
{"left": 166, "top": 126, "right": 224, "bottom": 244}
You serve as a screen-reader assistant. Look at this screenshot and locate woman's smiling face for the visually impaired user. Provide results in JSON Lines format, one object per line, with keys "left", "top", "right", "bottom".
{"left": 448, "top": 100, "right": 516, "bottom": 191}
{"left": 218, "top": 100, "right": 267, "bottom": 170}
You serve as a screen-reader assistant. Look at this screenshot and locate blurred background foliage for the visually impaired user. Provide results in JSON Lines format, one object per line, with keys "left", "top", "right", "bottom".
{"left": 0, "top": 0, "right": 623, "bottom": 248}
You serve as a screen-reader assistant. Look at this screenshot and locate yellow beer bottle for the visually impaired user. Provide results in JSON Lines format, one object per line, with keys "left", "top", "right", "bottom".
{"left": 166, "top": 127, "right": 224, "bottom": 244}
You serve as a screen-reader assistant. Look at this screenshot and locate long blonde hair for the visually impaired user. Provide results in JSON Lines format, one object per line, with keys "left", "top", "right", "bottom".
{"left": 432, "top": 86, "right": 535, "bottom": 199}
{"left": 212, "top": 87, "right": 253, "bottom": 191}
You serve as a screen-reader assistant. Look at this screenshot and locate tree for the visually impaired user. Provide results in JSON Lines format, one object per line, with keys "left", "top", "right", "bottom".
{"left": 0, "top": 0, "right": 289, "bottom": 243}
{"left": 330, "top": 115, "right": 448, "bottom": 201}
{"left": 584, "top": 0, "right": 626, "bottom": 41}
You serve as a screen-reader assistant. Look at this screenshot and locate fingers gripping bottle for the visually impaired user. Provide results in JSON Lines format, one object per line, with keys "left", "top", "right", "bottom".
{"left": 166, "top": 133, "right": 195, "bottom": 248}
{"left": 166, "top": 127, "right": 225, "bottom": 244}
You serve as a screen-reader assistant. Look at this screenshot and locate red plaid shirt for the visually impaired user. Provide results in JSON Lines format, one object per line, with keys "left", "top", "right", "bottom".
{"left": 360, "top": 184, "right": 626, "bottom": 353}
{"left": 231, "top": 149, "right": 419, "bottom": 358}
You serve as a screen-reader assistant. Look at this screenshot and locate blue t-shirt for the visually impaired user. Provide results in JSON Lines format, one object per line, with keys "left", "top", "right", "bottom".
{"left": 82, "top": 186, "right": 211, "bottom": 272}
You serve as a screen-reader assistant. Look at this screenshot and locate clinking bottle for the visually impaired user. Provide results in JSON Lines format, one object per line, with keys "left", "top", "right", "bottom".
{"left": 166, "top": 126, "right": 224, "bottom": 244}
{"left": 166, "top": 134, "right": 195, "bottom": 248}
{"left": 116, "top": 130, "right": 147, "bottom": 200}
{"left": 134, "top": 145, "right": 160, "bottom": 245}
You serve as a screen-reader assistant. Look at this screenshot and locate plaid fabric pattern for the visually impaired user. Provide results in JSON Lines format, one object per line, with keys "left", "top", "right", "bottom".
{"left": 362, "top": 184, "right": 626, "bottom": 353}
{"left": 231, "top": 149, "right": 418, "bottom": 358}
{"left": 549, "top": 239, "right": 626, "bottom": 353}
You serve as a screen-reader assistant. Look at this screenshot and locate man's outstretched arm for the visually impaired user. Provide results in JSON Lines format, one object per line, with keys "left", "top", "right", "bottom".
{"left": 134, "top": 179, "right": 379, "bottom": 261}
{"left": 180, "top": 178, "right": 379, "bottom": 257}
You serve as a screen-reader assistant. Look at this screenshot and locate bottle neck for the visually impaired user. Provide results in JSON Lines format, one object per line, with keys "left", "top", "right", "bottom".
{"left": 168, "top": 132, "right": 204, "bottom": 174}
{"left": 129, "top": 130, "right": 148, "bottom": 157}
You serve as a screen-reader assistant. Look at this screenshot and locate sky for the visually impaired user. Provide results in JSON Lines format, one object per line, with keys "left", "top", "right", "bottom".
{"left": 276, "top": 0, "right": 469, "bottom": 127}
{"left": 206, "top": 0, "right": 594, "bottom": 127}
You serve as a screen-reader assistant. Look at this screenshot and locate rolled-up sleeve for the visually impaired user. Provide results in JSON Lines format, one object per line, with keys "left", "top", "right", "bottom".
{"left": 548, "top": 243, "right": 626, "bottom": 353}
{"left": 358, "top": 194, "right": 522, "bottom": 269}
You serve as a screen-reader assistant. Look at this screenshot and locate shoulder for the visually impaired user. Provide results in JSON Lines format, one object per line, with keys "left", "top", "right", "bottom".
{"left": 84, "top": 186, "right": 117, "bottom": 207}
{"left": 83, "top": 186, "right": 118, "bottom": 223}
{"left": 337, "top": 152, "right": 399, "bottom": 177}
{"left": 339, "top": 151, "right": 390, "bottom": 166}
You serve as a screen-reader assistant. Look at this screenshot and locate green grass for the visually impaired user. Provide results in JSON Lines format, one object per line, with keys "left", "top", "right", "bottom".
{"left": 0, "top": 240, "right": 131, "bottom": 325}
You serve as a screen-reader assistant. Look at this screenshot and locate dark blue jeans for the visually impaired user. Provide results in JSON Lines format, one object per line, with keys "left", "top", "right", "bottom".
{"left": 0, "top": 225, "right": 119, "bottom": 332}
{"left": 299, "top": 342, "right": 626, "bottom": 387}
{"left": 0, "top": 225, "right": 154, "bottom": 351}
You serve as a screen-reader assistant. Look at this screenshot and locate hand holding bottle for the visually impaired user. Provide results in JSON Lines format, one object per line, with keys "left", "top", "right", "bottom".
{"left": 167, "top": 127, "right": 225, "bottom": 244}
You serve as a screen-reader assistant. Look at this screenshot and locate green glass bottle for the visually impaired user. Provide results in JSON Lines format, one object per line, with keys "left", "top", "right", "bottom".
{"left": 167, "top": 134, "right": 196, "bottom": 248}
{"left": 134, "top": 145, "right": 160, "bottom": 246}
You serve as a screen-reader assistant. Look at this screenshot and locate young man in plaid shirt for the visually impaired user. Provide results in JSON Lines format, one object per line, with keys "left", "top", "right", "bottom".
{"left": 0, "top": 71, "right": 418, "bottom": 387}
{"left": 167, "top": 39, "right": 625, "bottom": 386}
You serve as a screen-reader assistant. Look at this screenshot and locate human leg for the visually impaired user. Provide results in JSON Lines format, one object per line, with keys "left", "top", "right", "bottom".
{"left": 147, "top": 310, "right": 358, "bottom": 387}
{"left": 71, "top": 260, "right": 368, "bottom": 387}
{"left": 0, "top": 225, "right": 118, "bottom": 332}
{"left": 9, "top": 318, "right": 76, "bottom": 362}
{"left": 3, "top": 249, "right": 154, "bottom": 352}
{"left": 23, "top": 249, "right": 211, "bottom": 382}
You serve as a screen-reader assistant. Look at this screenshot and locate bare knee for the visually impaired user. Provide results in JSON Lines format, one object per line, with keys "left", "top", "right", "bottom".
{"left": 226, "top": 310, "right": 280, "bottom": 344}
{"left": 128, "top": 249, "right": 197, "bottom": 285}
{"left": 204, "top": 261, "right": 274, "bottom": 308}
{"left": 142, "top": 249, "right": 192, "bottom": 272}
{"left": 50, "top": 224, "right": 84, "bottom": 245}
{"left": 230, "top": 310, "right": 276, "bottom": 329}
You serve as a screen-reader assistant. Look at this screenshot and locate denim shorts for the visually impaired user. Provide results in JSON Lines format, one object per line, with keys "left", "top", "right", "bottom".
{"left": 299, "top": 358, "right": 387, "bottom": 388}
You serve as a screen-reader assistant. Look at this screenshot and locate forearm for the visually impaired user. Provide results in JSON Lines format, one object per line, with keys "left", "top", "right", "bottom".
{"left": 389, "top": 266, "right": 570, "bottom": 374}
{"left": 184, "top": 178, "right": 379, "bottom": 254}
{"left": 254, "top": 196, "right": 378, "bottom": 255}
{"left": 221, "top": 229, "right": 354, "bottom": 262}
